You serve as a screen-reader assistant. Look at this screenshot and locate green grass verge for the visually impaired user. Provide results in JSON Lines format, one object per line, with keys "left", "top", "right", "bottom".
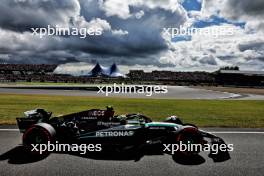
{"left": 0, "top": 94, "right": 264, "bottom": 127}
{"left": 0, "top": 82, "right": 89, "bottom": 86}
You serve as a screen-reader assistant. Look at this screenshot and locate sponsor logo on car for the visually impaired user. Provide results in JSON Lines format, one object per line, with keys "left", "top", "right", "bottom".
{"left": 97, "top": 121, "right": 121, "bottom": 126}
{"left": 96, "top": 131, "right": 134, "bottom": 137}
{"left": 81, "top": 116, "right": 98, "bottom": 120}
{"left": 89, "top": 110, "right": 105, "bottom": 116}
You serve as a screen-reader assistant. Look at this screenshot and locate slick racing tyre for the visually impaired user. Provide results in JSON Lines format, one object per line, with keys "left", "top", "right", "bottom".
{"left": 23, "top": 123, "right": 56, "bottom": 154}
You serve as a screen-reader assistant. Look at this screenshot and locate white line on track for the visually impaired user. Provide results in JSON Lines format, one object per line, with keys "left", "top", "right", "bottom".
{"left": 208, "top": 131, "right": 264, "bottom": 134}
{"left": 0, "top": 129, "right": 19, "bottom": 131}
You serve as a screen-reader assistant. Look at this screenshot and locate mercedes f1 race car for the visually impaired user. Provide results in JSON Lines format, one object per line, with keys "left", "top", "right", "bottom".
{"left": 16, "top": 107, "right": 230, "bottom": 162}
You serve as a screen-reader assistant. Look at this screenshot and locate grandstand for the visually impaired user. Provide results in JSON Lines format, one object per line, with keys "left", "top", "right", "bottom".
{"left": 127, "top": 70, "right": 215, "bottom": 85}
{"left": 216, "top": 70, "right": 264, "bottom": 87}
{"left": 0, "top": 64, "right": 57, "bottom": 73}
{"left": 0, "top": 63, "right": 125, "bottom": 83}
{"left": 0, "top": 64, "right": 263, "bottom": 87}
{"left": 0, "top": 64, "right": 58, "bottom": 82}
{"left": 127, "top": 70, "right": 264, "bottom": 87}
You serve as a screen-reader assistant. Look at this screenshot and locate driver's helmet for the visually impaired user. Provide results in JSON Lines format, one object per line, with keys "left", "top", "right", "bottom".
{"left": 165, "top": 115, "right": 183, "bottom": 124}
{"left": 104, "top": 106, "right": 114, "bottom": 120}
{"left": 106, "top": 105, "right": 114, "bottom": 111}
{"left": 24, "top": 108, "right": 51, "bottom": 121}
{"left": 166, "top": 115, "right": 178, "bottom": 121}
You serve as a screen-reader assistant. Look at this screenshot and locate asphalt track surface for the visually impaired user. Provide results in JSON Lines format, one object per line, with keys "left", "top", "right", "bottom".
{"left": 1, "top": 85, "right": 264, "bottom": 99}
{"left": 0, "top": 127, "right": 264, "bottom": 176}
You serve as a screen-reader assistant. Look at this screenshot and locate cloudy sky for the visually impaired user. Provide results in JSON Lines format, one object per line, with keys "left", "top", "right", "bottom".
{"left": 0, "top": 0, "right": 263, "bottom": 74}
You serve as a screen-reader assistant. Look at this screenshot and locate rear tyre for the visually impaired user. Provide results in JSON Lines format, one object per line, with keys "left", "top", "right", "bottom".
{"left": 23, "top": 123, "right": 56, "bottom": 155}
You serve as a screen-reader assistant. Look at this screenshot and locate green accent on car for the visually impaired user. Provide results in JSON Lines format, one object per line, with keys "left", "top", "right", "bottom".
{"left": 145, "top": 122, "right": 179, "bottom": 128}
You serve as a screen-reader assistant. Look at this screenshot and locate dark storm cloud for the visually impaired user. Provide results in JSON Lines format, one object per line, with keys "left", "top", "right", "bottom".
{"left": 0, "top": 0, "right": 263, "bottom": 71}
{"left": 204, "top": 0, "right": 264, "bottom": 24}
{"left": 239, "top": 41, "right": 264, "bottom": 52}
{"left": 224, "top": 0, "right": 264, "bottom": 32}
{"left": 0, "top": 0, "right": 79, "bottom": 32}
{"left": 226, "top": 0, "right": 264, "bottom": 19}
{"left": 76, "top": 0, "right": 187, "bottom": 58}
{"left": 0, "top": 0, "right": 187, "bottom": 66}
{"left": 238, "top": 41, "right": 264, "bottom": 62}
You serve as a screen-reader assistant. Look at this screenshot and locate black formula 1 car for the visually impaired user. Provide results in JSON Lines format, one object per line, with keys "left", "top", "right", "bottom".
{"left": 16, "top": 107, "right": 230, "bottom": 162}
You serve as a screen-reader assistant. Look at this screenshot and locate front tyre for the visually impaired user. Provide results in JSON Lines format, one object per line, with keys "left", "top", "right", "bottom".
{"left": 175, "top": 127, "right": 203, "bottom": 156}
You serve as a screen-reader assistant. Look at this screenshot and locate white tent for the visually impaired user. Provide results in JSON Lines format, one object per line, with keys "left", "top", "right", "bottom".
{"left": 87, "top": 63, "right": 124, "bottom": 77}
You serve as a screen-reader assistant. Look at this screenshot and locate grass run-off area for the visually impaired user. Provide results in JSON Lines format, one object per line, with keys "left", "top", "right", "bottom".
{"left": 0, "top": 94, "right": 263, "bottom": 128}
